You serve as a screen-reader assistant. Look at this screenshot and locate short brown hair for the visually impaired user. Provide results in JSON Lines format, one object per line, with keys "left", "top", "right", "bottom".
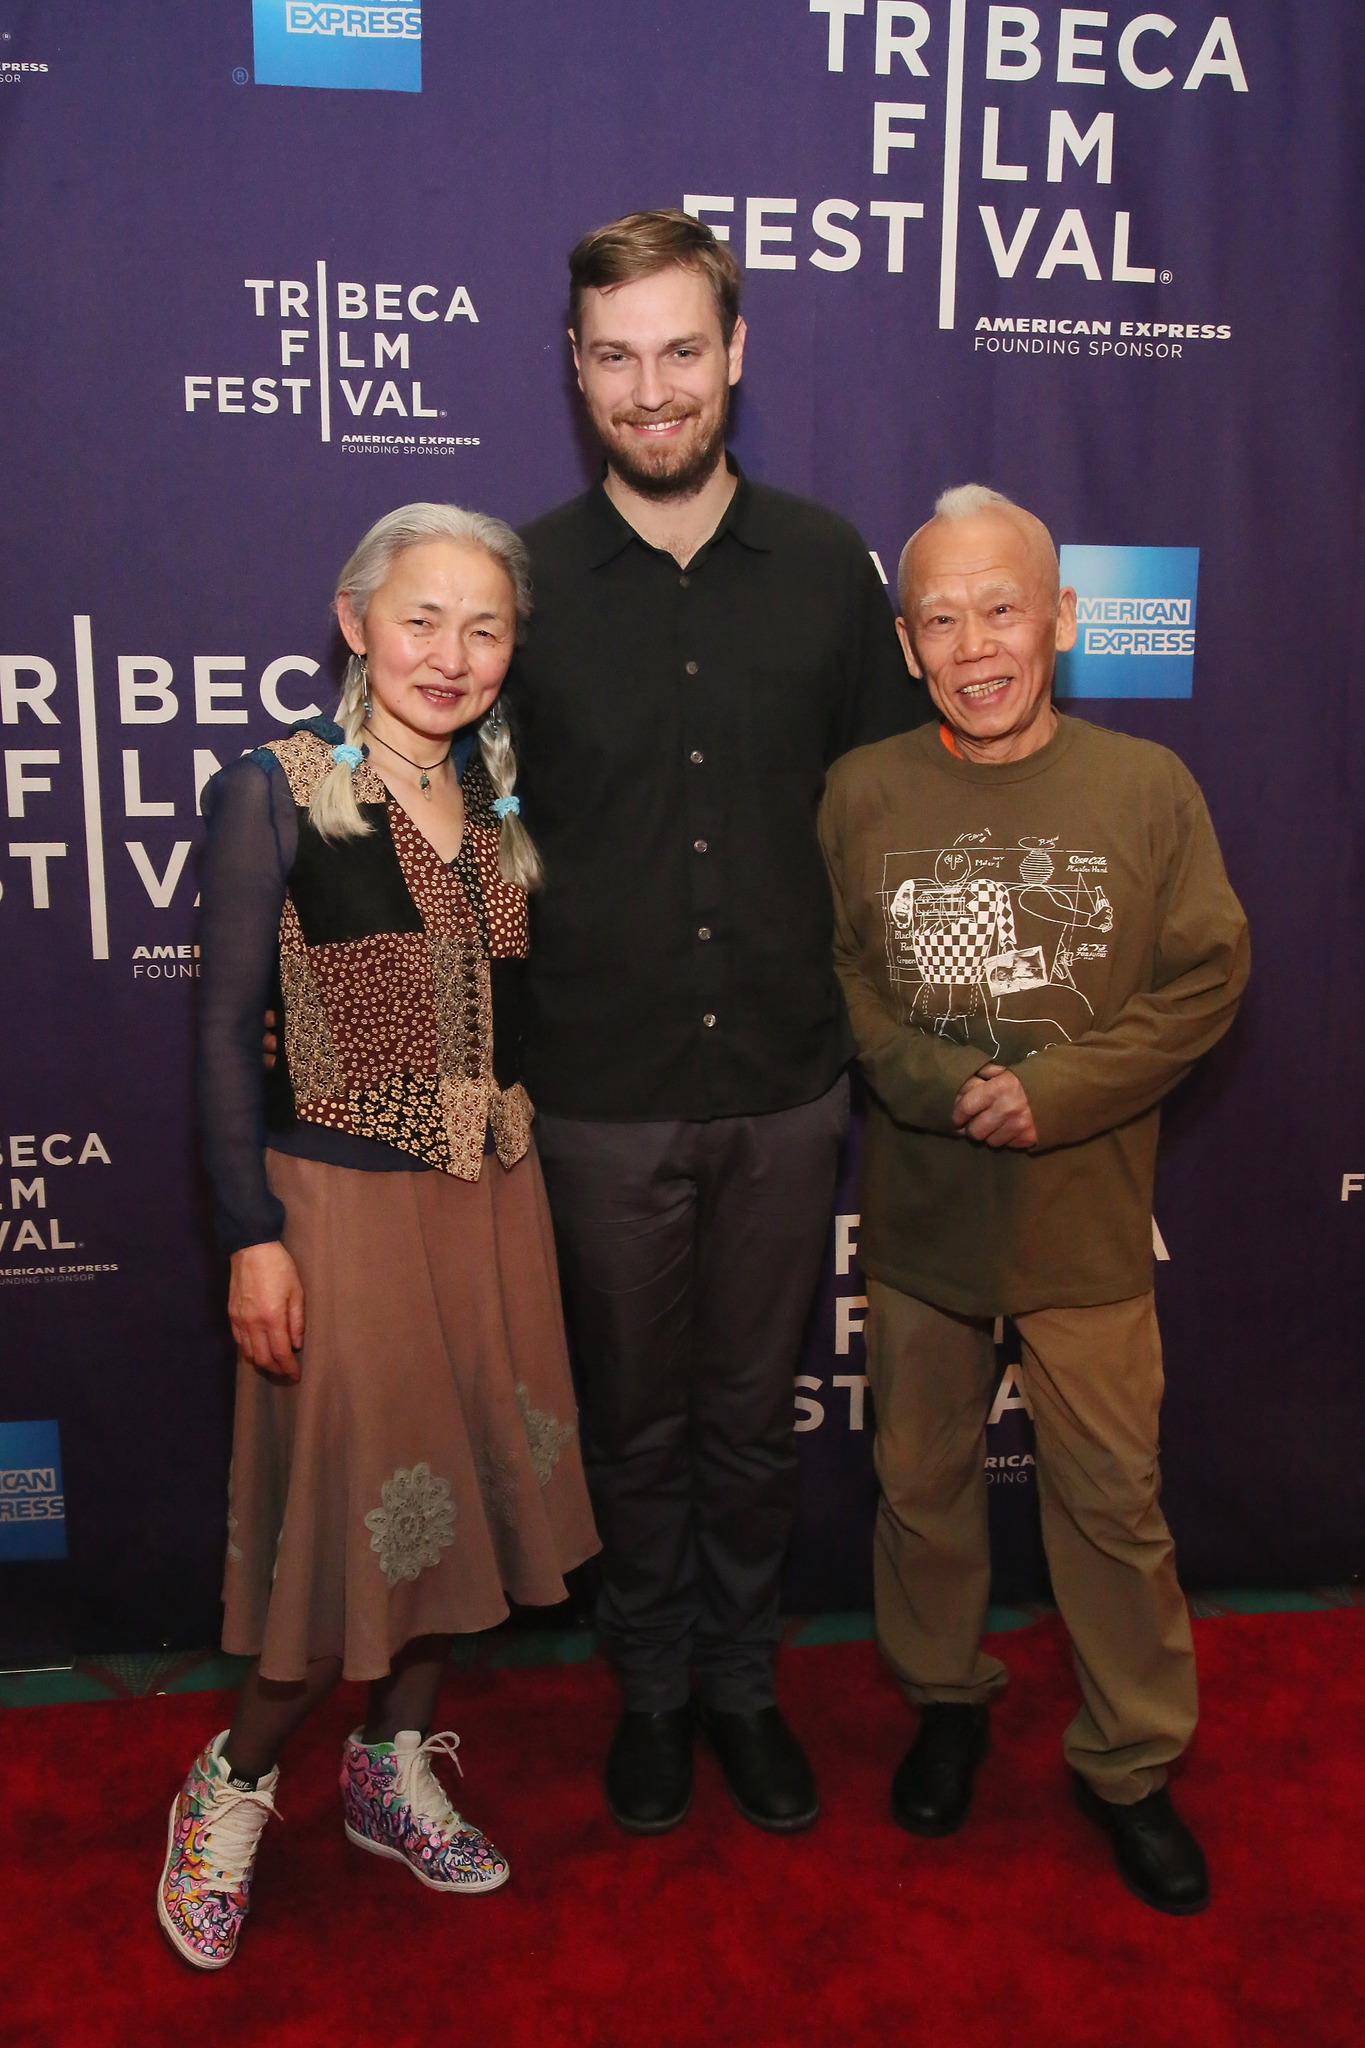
{"left": 568, "top": 209, "right": 744, "bottom": 345}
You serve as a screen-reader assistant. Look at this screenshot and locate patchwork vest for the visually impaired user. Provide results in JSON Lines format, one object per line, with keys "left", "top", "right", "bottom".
{"left": 262, "top": 725, "right": 533, "bottom": 1180}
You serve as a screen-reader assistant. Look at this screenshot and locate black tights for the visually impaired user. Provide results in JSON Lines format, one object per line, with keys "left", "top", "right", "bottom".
{"left": 222, "top": 1632, "right": 454, "bottom": 1783}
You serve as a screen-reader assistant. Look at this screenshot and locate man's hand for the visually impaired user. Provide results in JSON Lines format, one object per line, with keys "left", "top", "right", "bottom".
{"left": 263, "top": 1007, "right": 277, "bottom": 1073}
{"left": 952, "top": 1063, "right": 1038, "bottom": 1149}
{"left": 228, "top": 1241, "right": 305, "bottom": 1379}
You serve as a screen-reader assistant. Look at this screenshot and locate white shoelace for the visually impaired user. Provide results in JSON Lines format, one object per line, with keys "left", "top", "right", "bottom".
{"left": 395, "top": 1730, "right": 465, "bottom": 1834}
{"left": 199, "top": 1771, "right": 279, "bottom": 1890}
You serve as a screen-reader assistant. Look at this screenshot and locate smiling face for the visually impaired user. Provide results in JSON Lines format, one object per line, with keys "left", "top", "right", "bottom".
{"left": 897, "top": 508, "right": 1077, "bottom": 763}
{"left": 336, "top": 539, "right": 516, "bottom": 749}
{"left": 572, "top": 263, "right": 745, "bottom": 501}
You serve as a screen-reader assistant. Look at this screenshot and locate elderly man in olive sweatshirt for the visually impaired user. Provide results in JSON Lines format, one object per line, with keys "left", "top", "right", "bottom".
{"left": 818, "top": 486, "right": 1248, "bottom": 1917}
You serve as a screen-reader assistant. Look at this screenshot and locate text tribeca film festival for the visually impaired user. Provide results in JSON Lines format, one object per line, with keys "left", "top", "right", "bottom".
{"left": 190, "top": 4, "right": 1246, "bottom": 459}
{"left": 248, "top": 0, "right": 1247, "bottom": 344}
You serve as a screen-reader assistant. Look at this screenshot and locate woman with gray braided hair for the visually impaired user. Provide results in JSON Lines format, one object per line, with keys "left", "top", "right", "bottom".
{"left": 158, "top": 503, "right": 598, "bottom": 1971}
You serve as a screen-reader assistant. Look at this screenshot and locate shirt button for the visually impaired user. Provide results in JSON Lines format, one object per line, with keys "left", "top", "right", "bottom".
{"left": 702, "top": 1013, "right": 716, "bottom": 1028}
{"left": 690, "top": 749, "right": 704, "bottom": 765}
{"left": 694, "top": 838, "right": 707, "bottom": 853}
{"left": 697, "top": 926, "right": 711, "bottom": 941}
{"left": 685, "top": 660, "right": 699, "bottom": 675}
{"left": 679, "top": 574, "right": 691, "bottom": 588}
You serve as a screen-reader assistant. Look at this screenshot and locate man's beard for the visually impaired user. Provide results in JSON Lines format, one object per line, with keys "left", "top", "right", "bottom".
{"left": 600, "top": 393, "right": 729, "bottom": 502}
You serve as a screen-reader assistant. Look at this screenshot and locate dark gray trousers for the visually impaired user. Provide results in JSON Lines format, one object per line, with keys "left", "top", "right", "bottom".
{"left": 535, "top": 1077, "right": 848, "bottom": 1714}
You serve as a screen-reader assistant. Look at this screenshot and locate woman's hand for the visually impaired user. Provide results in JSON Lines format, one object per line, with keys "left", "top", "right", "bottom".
{"left": 229, "top": 1241, "right": 305, "bottom": 1379}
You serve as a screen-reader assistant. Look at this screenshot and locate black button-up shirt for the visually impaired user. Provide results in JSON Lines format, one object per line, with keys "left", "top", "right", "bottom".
{"left": 510, "top": 464, "right": 930, "bottom": 1120}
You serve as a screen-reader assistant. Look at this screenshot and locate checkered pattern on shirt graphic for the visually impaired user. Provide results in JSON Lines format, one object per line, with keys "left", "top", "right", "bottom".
{"left": 909, "top": 878, "right": 1016, "bottom": 984}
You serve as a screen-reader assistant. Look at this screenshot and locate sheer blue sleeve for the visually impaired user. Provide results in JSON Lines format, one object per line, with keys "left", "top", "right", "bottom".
{"left": 197, "top": 754, "right": 298, "bottom": 1254}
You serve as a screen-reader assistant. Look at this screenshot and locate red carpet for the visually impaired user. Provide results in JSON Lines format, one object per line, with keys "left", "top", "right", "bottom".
{"left": 5, "top": 1611, "right": 1361, "bottom": 2048}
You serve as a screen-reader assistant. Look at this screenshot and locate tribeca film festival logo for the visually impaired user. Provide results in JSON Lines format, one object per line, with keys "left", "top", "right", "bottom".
{"left": 2, "top": 631, "right": 336, "bottom": 960}
{"left": 183, "top": 270, "right": 480, "bottom": 448}
{"left": 252, "top": 2, "right": 421, "bottom": 93}
{"left": 684, "top": 4, "right": 1245, "bottom": 347}
{"left": 0, "top": 1129, "right": 116, "bottom": 1288}
{"left": 1056, "top": 544, "right": 1198, "bottom": 698}
{"left": 0, "top": 1420, "right": 67, "bottom": 1560}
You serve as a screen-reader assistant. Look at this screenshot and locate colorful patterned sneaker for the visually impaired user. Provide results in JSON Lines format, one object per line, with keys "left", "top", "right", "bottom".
{"left": 157, "top": 1732, "right": 279, "bottom": 1970}
{"left": 340, "top": 1728, "right": 510, "bottom": 1894}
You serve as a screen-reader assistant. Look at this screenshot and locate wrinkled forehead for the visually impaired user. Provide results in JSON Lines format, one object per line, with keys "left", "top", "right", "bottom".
{"left": 901, "top": 509, "right": 1058, "bottom": 612}
{"left": 379, "top": 539, "right": 516, "bottom": 610}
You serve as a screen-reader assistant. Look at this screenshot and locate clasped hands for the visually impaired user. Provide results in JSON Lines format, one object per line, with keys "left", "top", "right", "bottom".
{"left": 951, "top": 1062, "right": 1038, "bottom": 1149}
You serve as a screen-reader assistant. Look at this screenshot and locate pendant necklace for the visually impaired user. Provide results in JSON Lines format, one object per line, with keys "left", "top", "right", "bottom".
{"left": 367, "top": 728, "right": 453, "bottom": 799}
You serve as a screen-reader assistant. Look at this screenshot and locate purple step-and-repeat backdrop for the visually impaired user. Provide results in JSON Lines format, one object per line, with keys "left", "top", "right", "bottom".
{"left": 2, "top": 2, "right": 1362, "bottom": 1653}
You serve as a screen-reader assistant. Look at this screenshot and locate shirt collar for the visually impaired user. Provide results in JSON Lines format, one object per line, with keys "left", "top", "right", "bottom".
{"left": 584, "top": 455, "right": 773, "bottom": 568}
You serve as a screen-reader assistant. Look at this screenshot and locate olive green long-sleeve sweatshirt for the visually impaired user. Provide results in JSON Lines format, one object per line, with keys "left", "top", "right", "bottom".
{"left": 818, "top": 714, "right": 1249, "bottom": 1315}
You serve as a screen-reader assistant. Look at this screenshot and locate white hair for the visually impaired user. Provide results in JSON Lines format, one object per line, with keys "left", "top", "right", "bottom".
{"left": 309, "top": 502, "right": 542, "bottom": 891}
{"left": 933, "top": 483, "right": 1014, "bottom": 519}
{"left": 898, "top": 484, "right": 1058, "bottom": 608}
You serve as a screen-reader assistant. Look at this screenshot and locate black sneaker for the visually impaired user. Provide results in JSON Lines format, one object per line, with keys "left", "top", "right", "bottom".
{"left": 1073, "top": 1772, "right": 1211, "bottom": 1915}
{"left": 890, "top": 1704, "right": 990, "bottom": 1837}
{"left": 604, "top": 1706, "right": 693, "bottom": 1834}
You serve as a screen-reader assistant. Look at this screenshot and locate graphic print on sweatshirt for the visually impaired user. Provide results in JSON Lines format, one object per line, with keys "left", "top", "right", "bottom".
{"left": 880, "top": 832, "right": 1114, "bottom": 1061}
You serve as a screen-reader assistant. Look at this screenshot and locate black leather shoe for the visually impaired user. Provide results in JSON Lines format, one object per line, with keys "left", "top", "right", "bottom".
{"left": 698, "top": 1705, "right": 819, "bottom": 1833}
{"left": 1073, "top": 1773, "right": 1211, "bottom": 1915}
{"left": 604, "top": 1707, "right": 693, "bottom": 1834}
{"left": 891, "top": 1703, "right": 990, "bottom": 1837}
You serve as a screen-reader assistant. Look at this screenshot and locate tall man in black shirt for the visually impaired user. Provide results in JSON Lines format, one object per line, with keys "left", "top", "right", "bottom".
{"left": 509, "top": 211, "right": 926, "bottom": 1833}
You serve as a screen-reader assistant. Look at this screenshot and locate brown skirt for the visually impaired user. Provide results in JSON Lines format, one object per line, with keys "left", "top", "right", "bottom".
{"left": 222, "top": 1148, "right": 600, "bottom": 1682}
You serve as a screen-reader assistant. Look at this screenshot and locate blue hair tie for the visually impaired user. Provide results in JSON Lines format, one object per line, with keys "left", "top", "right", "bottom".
{"left": 332, "top": 743, "right": 364, "bottom": 770}
{"left": 492, "top": 794, "right": 520, "bottom": 820}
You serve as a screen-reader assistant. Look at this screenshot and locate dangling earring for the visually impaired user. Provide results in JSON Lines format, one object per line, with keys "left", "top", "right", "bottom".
{"left": 485, "top": 695, "right": 504, "bottom": 735}
{"left": 359, "top": 655, "right": 372, "bottom": 720}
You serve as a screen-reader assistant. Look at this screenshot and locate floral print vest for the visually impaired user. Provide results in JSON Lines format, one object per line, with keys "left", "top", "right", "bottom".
{"left": 262, "top": 724, "right": 532, "bottom": 1180}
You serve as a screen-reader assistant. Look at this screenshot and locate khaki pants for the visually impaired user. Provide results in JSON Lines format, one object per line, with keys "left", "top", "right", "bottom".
{"left": 866, "top": 1281, "right": 1197, "bottom": 1803}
